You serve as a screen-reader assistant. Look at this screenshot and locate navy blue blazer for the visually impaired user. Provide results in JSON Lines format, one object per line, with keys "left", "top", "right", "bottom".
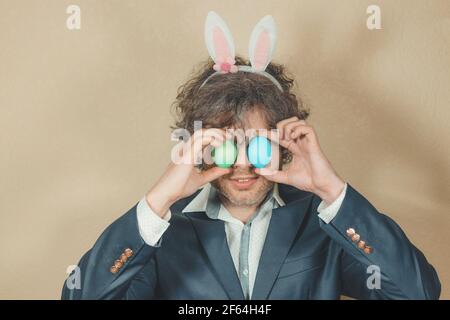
{"left": 62, "top": 184, "right": 440, "bottom": 299}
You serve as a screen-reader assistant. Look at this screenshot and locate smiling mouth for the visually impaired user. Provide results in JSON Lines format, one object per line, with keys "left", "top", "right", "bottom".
{"left": 229, "top": 176, "right": 259, "bottom": 189}
{"left": 230, "top": 176, "right": 258, "bottom": 182}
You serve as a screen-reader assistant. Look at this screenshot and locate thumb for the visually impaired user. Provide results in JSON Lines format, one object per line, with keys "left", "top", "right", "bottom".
{"left": 200, "top": 167, "right": 232, "bottom": 184}
{"left": 255, "top": 168, "right": 288, "bottom": 184}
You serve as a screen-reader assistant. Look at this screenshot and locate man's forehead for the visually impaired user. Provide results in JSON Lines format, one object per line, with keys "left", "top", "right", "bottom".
{"left": 239, "top": 107, "right": 269, "bottom": 126}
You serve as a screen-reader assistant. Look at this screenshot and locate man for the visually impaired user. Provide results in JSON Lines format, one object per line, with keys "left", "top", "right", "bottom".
{"left": 62, "top": 13, "right": 440, "bottom": 300}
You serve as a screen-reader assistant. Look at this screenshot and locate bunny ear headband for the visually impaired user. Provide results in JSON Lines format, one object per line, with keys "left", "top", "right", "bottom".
{"left": 201, "top": 11, "right": 283, "bottom": 91}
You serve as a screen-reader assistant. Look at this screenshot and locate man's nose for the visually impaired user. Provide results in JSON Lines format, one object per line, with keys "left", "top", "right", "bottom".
{"left": 233, "top": 142, "right": 251, "bottom": 168}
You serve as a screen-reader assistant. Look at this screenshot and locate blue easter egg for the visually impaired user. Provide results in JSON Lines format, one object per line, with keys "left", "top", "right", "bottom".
{"left": 247, "top": 136, "right": 272, "bottom": 168}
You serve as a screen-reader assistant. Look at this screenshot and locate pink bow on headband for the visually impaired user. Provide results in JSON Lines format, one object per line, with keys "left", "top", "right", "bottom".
{"left": 213, "top": 57, "right": 238, "bottom": 74}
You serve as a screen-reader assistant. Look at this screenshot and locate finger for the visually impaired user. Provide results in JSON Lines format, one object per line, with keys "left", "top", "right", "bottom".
{"left": 194, "top": 136, "right": 225, "bottom": 164}
{"left": 289, "top": 124, "right": 316, "bottom": 143}
{"left": 277, "top": 117, "right": 299, "bottom": 140}
{"left": 277, "top": 117, "right": 307, "bottom": 128}
{"left": 266, "top": 129, "right": 281, "bottom": 144}
{"left": 192, "top": 129, "right": 226, "bottom": 147}
{"left": 278, "top": 138, "right": 301, "bottom": 155}
{"left": 277, "top": 118, "right": 298, "bottom": 141}
{"left": 203, "top": 128, "right": 227, "bottom": 139}
{"left": 190, "top": 130, "right": 226, "bottom": 162}
{"left": 233, "top": 128, "right": 246, "bottom": 146}
{"left": 277, "top": 116, "right": 300, "bottom": 128}
{"left": 200, "top": 134, "right": 224, "bottom": 148}
{"left": 264, "top": 131, "right": 288, "bottom": 164}
{"left": 254, "top": 168, "right": 289, "bottom": 184}
{"left": 200, "top": 166, "right": 232, "bottom": 184}
{"left": 284, "top": 121, "right": 309, "bottom": 141}
{"left": 173, "top": 140, "right": 185, "bottom": 158}
{"left": 201, "top": 144, "right": 215, "bottom": 166}
{"left": 181, "top": 129, "right": 225, "bottom": 165}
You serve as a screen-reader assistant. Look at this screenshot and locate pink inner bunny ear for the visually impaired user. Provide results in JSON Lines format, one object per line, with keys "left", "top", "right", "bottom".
{"left": 252, "top": 30, "right": 270, "bottom": 70}
{"left": 213, "top": 26, "right": 232, "bottom": 62}
{"left": 248, "top": 15, "right": 277, "bottom": 72}
{"left": 205, "top": 11, "right": 236, "bottom": 63}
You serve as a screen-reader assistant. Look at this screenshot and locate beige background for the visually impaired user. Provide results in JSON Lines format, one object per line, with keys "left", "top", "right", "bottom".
{"left": 0, "top": 0, "right": 449, "bottom": 299}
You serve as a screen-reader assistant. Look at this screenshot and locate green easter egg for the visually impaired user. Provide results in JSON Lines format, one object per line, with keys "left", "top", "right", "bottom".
{"left": 212, "top": 140, "right": 237, "bottom": 168}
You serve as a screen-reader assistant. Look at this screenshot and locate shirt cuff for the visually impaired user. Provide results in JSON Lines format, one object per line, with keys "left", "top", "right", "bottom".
{"left": 317, "top": 183, "right": 348, "bottom": 224}
{"left": 136, "top": 197, "right": 171, "bottom": 247}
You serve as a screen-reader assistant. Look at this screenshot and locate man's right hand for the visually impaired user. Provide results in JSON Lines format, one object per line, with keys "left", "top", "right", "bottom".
{"left": 145, "top": 128, "right": 231, "bottom": 218}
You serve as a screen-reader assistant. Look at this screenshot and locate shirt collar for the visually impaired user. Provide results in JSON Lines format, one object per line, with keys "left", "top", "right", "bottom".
{"left": 182, "top": 183, "right": 286, "bottom": 221}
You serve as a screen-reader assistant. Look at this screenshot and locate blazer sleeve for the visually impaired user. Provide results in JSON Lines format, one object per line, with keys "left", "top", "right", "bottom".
{"left": 61, "top": 204, "right": 160, "bottom": 300}
{"left": 318, "top": 184, "right": 441, "bottom": 300}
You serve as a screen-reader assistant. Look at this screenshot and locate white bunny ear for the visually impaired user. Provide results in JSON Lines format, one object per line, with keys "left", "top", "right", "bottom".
{"left": 248, "top": 15, "right": 277, "bottom": 72}
{"left": 204, "top": 11, "right": 236, "bottom": 64}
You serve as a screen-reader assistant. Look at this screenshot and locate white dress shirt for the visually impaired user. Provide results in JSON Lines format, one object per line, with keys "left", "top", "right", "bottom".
{"left": 136, "top": 182, "right": 348, "bottom": 298}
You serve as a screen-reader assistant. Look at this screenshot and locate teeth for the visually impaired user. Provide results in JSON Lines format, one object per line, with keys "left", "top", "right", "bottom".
{"left": 238, "top": 179, "right": 249, "bottom": 182}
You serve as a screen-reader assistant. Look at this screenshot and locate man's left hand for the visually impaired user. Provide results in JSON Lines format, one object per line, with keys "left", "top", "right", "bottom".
{"left": 255, "top": 117, "right": 345, "bottom": 205}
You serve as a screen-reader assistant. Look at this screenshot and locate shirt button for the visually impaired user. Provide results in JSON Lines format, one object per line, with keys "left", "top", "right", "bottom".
{"left": 243, "top": 269, "right": 249, "bottom": 276}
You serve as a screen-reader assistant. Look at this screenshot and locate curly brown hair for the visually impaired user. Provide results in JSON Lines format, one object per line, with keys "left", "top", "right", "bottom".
{"left": 171, "top": 56, "right": 309, "bottom": 164}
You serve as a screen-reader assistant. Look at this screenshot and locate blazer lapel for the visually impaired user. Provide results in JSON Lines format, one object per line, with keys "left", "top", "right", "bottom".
{"left": 251, "top": 191, "right": 314, "bottom": 300}
{"left": 186, "top": 211, "right": 245, "bottom": 300}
